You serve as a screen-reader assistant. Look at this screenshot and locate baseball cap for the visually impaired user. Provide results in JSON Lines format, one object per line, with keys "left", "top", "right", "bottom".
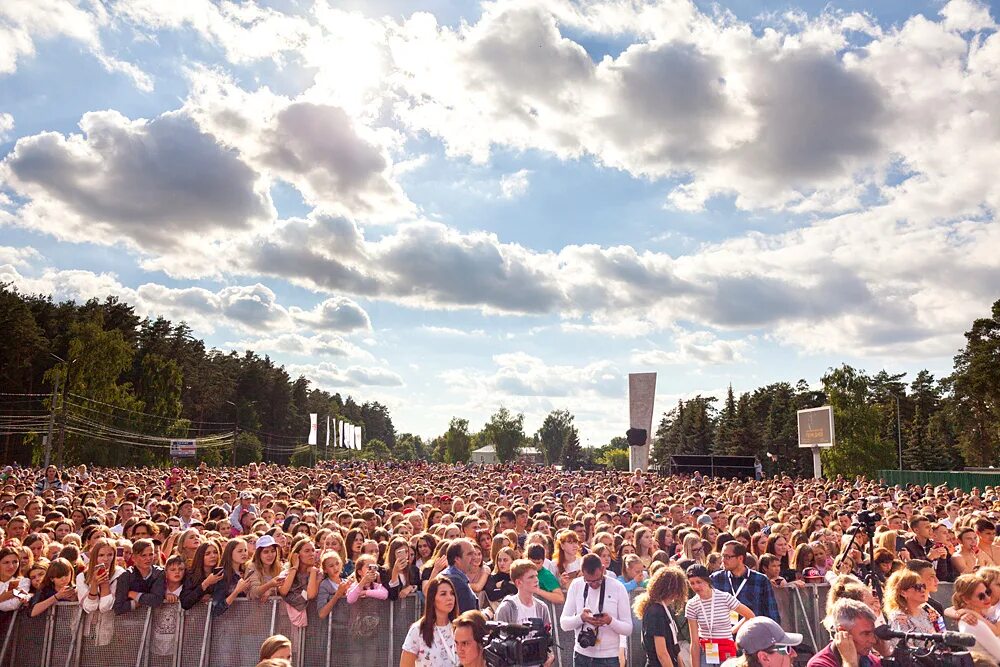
{"left": 239, "top": 491, "right": 254, "bottom": 500}
{"left": 697, "top": 514, "right": 713, "bottom": 526}
{"left": 255, "top": 535, "right": 277, "bottom": 549}
{"left": 736, "top": 617, "right": 802, "bottom": 654}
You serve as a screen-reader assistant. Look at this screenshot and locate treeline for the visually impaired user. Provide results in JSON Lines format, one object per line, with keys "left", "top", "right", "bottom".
{"left": 651, "top": 299, "right": 1000, "bottom": 478}
{"left": 0, "top": 285, "right": 396, "bottom": 467}
{"left": 1, "top": 283, "right": 997, "bottom": 477}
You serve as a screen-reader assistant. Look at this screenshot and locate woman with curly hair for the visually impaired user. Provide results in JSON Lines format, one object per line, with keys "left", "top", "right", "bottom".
{"left": 634, "top": 565, "right": 688, "bottom": 667}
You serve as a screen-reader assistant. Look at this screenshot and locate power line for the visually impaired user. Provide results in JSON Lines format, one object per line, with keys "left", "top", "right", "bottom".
{"left": 67, "top": 392, "right": 234, "bottom": 425}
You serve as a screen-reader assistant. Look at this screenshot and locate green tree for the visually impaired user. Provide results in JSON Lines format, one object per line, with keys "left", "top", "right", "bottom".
{"left": 536, "top": 409, "right": 574, "bottom": 464}
{"left": 394, "top": 433, "right": 423, "bottom": 461}
{"left": 442, "top": 418, "right": 472, "bottom": 463}
{"left": 233, "top": 432, "right": 263, "bottom": 465}
{"left": 562, "top": 426, "right": 582, "bottom": 470}
{"left": 599, "top": 448, "right": 629, "bottom": 470}
{"left": 820, "top": 365, "right": 895, "bottom": 477}
{"left": 949, "top": 299, "right": 1000, "bottom": 466}
{"left": 715, "top": 385, "right": 737, "bottom": 454}
{"left": 482, "top": 407, "right": 525, "bottom": 464}
{"left": 361, "top": 438, "right": 391, "bottom": 460}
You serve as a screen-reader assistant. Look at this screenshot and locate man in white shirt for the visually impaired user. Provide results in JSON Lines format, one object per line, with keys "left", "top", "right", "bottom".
{"left": 560, "top": 553, "right": 632, "bottom": 667}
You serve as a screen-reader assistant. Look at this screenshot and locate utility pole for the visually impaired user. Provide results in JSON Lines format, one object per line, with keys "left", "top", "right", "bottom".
{"left": 226, "top": 400, "right": 238, "bottom": 466}
{"left": 43, "top": 370, "right": 60, "bottom": 468}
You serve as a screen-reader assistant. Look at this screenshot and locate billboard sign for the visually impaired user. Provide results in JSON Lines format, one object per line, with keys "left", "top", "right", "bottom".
{"left": 170, "top": 439, "right": 197, "bottom": 458}
{"left": 797, "top": 406, "right": 835, "bottom": 448}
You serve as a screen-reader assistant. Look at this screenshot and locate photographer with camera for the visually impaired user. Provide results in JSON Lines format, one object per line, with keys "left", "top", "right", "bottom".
{"left": 493, "top": 558, "right": 555, "bottom": 667}
{"left": 560, "top": 553, "right": 633, "bottom": 667}
{"left": 454, "top": 610, "right": 490, "bottom": 667}
{"left": 808, "top": 599, "right": 880, "bottom": 667}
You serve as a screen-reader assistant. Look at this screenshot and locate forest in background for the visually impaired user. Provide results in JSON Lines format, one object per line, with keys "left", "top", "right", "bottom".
{"left": 0, "top": 284, "right": 997, "bottom": 478}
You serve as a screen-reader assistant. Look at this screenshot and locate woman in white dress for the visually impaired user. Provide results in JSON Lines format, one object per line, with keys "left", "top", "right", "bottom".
{"left": 953, "top": 574, "right": 1000, "bottom": 663}
{"left": 400, "top": 575, "right": 459, "bottom": 667}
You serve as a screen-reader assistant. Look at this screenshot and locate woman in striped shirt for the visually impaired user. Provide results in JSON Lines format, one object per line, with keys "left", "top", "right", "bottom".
{"left": 684, "top": 564, "right": 754, "bottom": 667}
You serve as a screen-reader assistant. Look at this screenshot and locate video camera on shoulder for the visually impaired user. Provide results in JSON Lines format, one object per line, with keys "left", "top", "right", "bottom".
{"left": 484, "top": 618, "right": 551, "bottom": 667}
{"left": 876, "top": 625, "right": 974, "bottom": 667}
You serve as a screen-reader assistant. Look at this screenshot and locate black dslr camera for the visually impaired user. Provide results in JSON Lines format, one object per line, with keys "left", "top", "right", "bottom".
{"left": 484, "top": 618, "right": 551, "bottom": 667}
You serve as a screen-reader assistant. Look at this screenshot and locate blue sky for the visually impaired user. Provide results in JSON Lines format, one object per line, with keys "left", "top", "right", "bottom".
{"left": 1, "top": 0, "right": 998, "bottom": 445}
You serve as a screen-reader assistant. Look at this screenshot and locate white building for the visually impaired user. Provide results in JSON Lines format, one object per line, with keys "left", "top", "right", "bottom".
{"left": 469, "top": 445, "right": 545, "bottom": 465}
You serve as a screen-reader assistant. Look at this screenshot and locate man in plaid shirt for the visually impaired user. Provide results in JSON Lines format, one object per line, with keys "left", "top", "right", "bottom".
{"left": 711, "top": 541, "right": 781, "bottom": 623}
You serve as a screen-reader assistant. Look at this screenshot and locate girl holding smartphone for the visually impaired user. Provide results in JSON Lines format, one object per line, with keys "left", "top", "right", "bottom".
{"left": 30, "top": 557, "right": 76, "bottom": 617}
{"left": 77, "top": 538, "right": 123, "bottom": 645}
{"left": 180, "top": 541, "right": 224, "bottom": 609}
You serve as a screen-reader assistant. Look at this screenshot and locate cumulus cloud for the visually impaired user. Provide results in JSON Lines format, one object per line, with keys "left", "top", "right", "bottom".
{"left": 632, "top": 331, "right": 749, "bottom": 366}
{"left": 1, "top": 109, "right": 273, "bottom": 254}
{"left": 290, "top": 361, "right": 404, "bottom": 388}
{"left": 499, "top": 169, "right": 531, "bottom": 199}
{"left": 0, "top": 0, "right": 151, "bottom": 89}
{"left": 225, "top": 332, "right": 370, "bottom": 358}
{"left": 182, "top": 70, "right": 413, "bottom": 221}
{"left": 0, "top": 262, "right": 375, "bottom": 338}
{"left": 0, "top": 113, "right": 13, "bottom": 142}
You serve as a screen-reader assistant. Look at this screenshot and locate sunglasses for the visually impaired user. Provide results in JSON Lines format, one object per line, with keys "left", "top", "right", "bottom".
{"left": 977, "top": 591, "right": 990, "bottom": 601}
{"left": 908, "top": 583, "right": 927, "bottom": 592}
{"left": 767, "top": 646, "right": 794, "bottom": 656}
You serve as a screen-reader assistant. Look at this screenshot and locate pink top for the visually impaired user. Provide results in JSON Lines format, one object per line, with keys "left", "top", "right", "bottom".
{"left": 346, "top": 582, "right": 388, "bottom": 604}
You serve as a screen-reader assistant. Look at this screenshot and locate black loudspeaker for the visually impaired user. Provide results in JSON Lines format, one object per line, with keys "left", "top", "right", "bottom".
{"left": 626, "top": 428, "right": 647, "bottom": 447}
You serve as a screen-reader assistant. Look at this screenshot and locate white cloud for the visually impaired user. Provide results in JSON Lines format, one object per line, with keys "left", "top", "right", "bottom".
{"left": 225, "top": 332, "right": 371, "bottom": 358}
{"left": 0, "top": 245, "right": 38, "bottom": 267}
{"left": 632, "top": 330, "right": 750, "bottom": 366}
{"left": 0, "top": 0, "right": 151, "bottom": 89}
{"left": 500, "top": 169, "right": 531, "bottom": 199}
{"left": 0, "top": 113, "right": 13, "bottom": 141}
{"left": 289, "top": 361, "right": 404, "bottom": 388}
{"left": 1, "top": 109, "right": 274, "bottom": 256}
{"left": 421, "top": 326, "right": 487, "bottom": 337}
{"left": 183, "top": 68, "right": 414, "bottom": 221}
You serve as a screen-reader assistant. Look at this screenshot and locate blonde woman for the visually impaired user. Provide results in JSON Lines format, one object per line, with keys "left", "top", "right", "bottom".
{"left": 77, "top": 538, "right": 124, "bottom": 645}
{"left": 954, "top": 574, "right": 1000, "bottom": 662}
{"left": 884, "top": 570, "right": 935, "bottom": 636}
{"left": 681, "top": 534, "right": 706, "bottom": 566}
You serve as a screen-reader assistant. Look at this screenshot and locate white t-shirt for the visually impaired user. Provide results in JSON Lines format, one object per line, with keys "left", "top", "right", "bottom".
{"left": 685, "top": 590, "right": 740, "bottom": 640}
{"left": 512, "top": 596, "right": 536, "bottom": 624}
{"left": 401, "top": 622, "right": 459, "bottom": 667}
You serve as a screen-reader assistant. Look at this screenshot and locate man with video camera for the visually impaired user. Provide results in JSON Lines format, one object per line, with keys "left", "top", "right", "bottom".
{"left": 493, "top": 558, "right": 555, "bottom": 667}
{"left": 455, "top": 610, "right": 490, "bottom": 667}
{"left": 560, "top": 553, "right": 632, "bottom": 667}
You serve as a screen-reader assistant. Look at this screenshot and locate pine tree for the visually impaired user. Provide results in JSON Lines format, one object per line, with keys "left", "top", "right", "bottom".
{"left": 715, "top": 385, "right": 737, "bottom": 454}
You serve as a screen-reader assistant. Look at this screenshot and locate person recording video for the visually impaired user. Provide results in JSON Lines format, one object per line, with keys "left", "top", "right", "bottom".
{"left": 454, "top": 610, "right": 489, "bottom": 667}
{"left": 560, "top": 553, "right": 633, "bottom": 667}
{"left": 493, "top": 558, "right": 555, "bottom": 667}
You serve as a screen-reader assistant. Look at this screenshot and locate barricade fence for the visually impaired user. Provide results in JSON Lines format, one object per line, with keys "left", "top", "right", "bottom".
{"left": 0, "top": 583, "right": 961, "bottom": 667}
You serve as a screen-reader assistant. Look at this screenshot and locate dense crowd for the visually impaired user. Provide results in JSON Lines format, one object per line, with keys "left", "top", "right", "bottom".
{"left": 3, "top": 460, "right": 1000, "bottom": 667}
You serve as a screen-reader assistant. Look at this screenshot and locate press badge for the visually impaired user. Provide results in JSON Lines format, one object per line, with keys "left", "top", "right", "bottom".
{"left": 729, "top": 611, "right": 740, "bottom": 625}
{"left": 705, "top": 642, "right": 721, "bottom": 664}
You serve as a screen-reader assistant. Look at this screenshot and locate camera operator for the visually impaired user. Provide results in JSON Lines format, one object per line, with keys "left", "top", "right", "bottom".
{"left": 560, "top": 553, "right": 633, "bottom": 667}
{"left": 454, "top": 610, "right": 490, "bottom": 667}
{"left": 807, "top": 599, "right": 880, "bottom": 667}
{"left": 493, "top": 558, "right": 555, "bottom": 667}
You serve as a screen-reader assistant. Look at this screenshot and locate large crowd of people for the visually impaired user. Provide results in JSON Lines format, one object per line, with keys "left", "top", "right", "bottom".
{"left": 3, "top": 460, "right": 1000, "bottom": 667}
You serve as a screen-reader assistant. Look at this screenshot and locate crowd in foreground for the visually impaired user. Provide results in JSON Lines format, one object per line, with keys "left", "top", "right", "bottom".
{"left": 4, "top": 460, "right": 1000, "bottom": 667}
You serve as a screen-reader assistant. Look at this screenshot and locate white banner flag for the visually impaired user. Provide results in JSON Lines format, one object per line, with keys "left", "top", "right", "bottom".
{"left": 355, "top": 425, "right": 362, "bottom": 450}
{"left": 325, "top": 416, "right": 330, "bottom": 449}
{"left": 341, "top": 421, "right": 347, "bottom": 449}
{"left": 308, "top": 413, "right": 318, "bottom": 445}
{"left": 351, "top": 424, "right": 358, "bottom": 450}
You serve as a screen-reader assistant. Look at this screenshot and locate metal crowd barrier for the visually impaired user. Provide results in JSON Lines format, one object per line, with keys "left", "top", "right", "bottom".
{"left": 0, "top": 583, "right": 959, "bottom": 667}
